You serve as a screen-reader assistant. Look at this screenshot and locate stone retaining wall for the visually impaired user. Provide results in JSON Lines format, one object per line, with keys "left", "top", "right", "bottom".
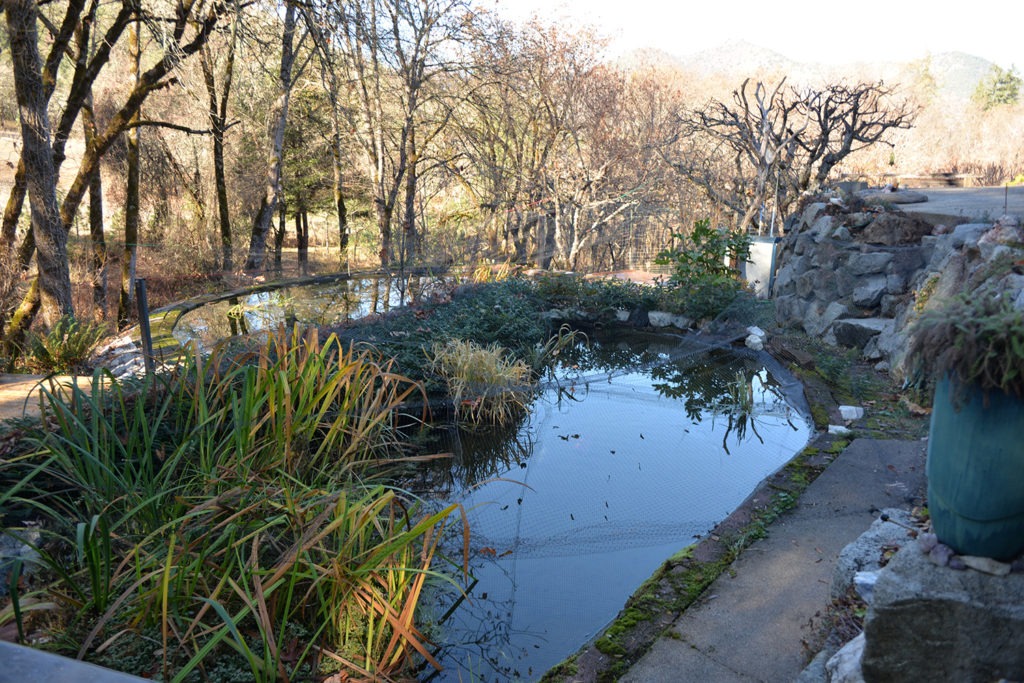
{"left": 773, "top": 196, "right": 1024, "bottom": 377}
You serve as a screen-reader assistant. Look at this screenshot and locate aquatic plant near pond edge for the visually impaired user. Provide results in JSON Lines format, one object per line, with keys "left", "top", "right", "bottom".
{"left": 429, "top": 339, "right": 534, "bottom": 426}
{"left": 0, "top": 327, "right": 467, "bottom": 681}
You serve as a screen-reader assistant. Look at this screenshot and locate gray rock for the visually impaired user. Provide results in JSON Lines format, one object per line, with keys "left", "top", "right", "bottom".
{"left": 834, "top": 269, "right": 857, "bottom": 298}
{"left": 804, "top": 301, "right": 849, "bottom": 338}
{"left": 878, "top": 294, "right": 901, "bottom": 319}
{"left": 774, "top": 295, "right": 809, "bottom": 327}
{"left": 951, "top": 223, "right": 990, "bottom": 249}
{"left": 832, "top": 318, "right": 891, "bottom": 349}
{"left": 802, "top": 202, "right": 828, "bottom": 228}
{"left": 919, "top": 234, "right": 947, "bottom": 264}
{"left": 832, "top": 225, "right": 853, "bottom": 241}
{"left": 858, "top": 189, "right": 928, "bottom": 205}
{"left": 647, "top": 311, "right": 691, "bottom": 329}
{"left": 838, "top": 405, "right": 865, "bottom": 421}
{"left": 979, "top": 241, "right": 1018, "bottom": 263}
{"left": 862, "top": 545, "right": 1024, "bottom": 682}
{"left": 847, "top": 212, "right": 874, "bottom": 229}
{"left": 854, "top": 570, "right": 880, "bottom": 603}
{"left": 831, "top": 508, "right": 916, "bottom": 600}
{"left": 852, "top": 276, "right": 888, "bottom": 308}
{"left": 773, "top": 262, "right": 797, "bottom": 295}
{"left": 884, "top": 273, "right": 906, "bottom": 295}
{"left": 811, "top": 242, "right": 841, "bottom": 269}
{"left": 810, "top": 214, "right": 838, "bottom": 241}
{"left": 847, "top": 252, "right": 893, "bottom": 275}
{"left": 797, "top": 649, "right": 831, "bottom": 683}
{"left": 888, "top": 248, "right": 926, "bottom": 280}
{"left": 826, "top": 633, "right": 866, "bottom": 683}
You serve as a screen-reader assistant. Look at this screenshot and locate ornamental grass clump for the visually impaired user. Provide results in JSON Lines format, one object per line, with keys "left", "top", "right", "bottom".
{"left": 907, "top": 289, "right": 1024, "bottom": 401}
{"left": 0, "top": 326, "right": 465, "bottom": 682}
{"left": 428, "top": 339, "right": 533, "bottom": 426}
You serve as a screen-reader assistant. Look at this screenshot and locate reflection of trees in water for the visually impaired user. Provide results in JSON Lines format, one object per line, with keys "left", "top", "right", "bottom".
{"left": 650, "top": 351, "right": 797, "bottom": 453}
{"left": 420, "top": 553, "right": 529, "bottom": 683}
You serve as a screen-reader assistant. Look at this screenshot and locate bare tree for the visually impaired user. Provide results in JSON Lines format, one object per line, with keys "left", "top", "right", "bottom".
{"left": 329, "top": 0, "right": 469, "bottom": 267}
{"left": 243, "top": 0, "right": 306, "bottom": 272}
{"left": 2, "top": 0, "right": 229, "bottom": 339}
{"left": 667, "top": 79, "right": 916, "bottom": 234}
{"left": 201, "top": 2, "right": 241, "bottom": 271}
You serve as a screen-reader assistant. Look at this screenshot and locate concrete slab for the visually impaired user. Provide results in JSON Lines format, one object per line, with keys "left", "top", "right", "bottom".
{"left": 899, "top": 186, "right": 1024, "bottom": 226}
{"left": 0, "top": 641, "right": 148, "bottom": 682}
{"left": 620, "top": 439, "right": 926, "bottom": 683}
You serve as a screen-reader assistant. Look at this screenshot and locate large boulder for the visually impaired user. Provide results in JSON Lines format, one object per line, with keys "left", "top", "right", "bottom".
{"left": 856, "top": 213, "right": 933, "bottom": 246}
{"left": 862, "top": 545, "right": 1024, "bottom": 682}
{"left": 830, "top": 509, "right": 917, "bottom": 601}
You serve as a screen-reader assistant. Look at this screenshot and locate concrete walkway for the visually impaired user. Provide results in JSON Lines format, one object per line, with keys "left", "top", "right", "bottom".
{"left": 899, "top": 185, "right": 1024, "bottom": 225}
{"left": 620, "top": 438, "right": 927, "bottom": 682}
{"left": 0, "top": 374, "right": 93, "bottom": 422}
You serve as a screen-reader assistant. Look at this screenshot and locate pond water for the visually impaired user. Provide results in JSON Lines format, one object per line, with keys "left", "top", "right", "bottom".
{"left": 416, "top": 331, "right": 811, "bottom": 681}
{"left": 168, "top": 272, "right": 453, "bottom": 349}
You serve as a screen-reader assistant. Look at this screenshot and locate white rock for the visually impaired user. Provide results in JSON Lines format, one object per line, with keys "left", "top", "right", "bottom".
{"left": 829, "top": 424, "right": 852, "bottom": 435}
{"left": 960, "top": 555, "right": 1012, "bottom": 577}
{"left": 746, "top": 325, "right": 766, "bottom": 339}
{"left": 826, "top": 633, "right": 866, "bottom": 683}
{"left": 854, "top": 570, "right": 880, "bottom": 604}
{"left": 745, "top": 334, "right": 764, "bottom": 351}
{"left": 839, "top": 405, "right": 865, "bottom": 421}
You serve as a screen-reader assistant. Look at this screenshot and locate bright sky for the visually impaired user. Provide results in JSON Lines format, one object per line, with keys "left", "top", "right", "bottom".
{"left": 489, "top": 0, "right": 1023, "bottom": 68}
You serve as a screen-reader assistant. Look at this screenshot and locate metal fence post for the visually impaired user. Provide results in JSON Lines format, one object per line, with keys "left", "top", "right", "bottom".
{"left": 135, "top": 278, "right": 155, "bottom": 376}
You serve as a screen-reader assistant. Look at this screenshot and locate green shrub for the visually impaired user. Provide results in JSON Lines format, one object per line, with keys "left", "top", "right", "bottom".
{"left": 654, "top": 219, "right": 752, "bottom": 321}
{"left": 24, "top": 316, "right": 108, "bottom": 374}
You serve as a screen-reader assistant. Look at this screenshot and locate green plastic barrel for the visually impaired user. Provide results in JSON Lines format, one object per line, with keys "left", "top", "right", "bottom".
{"left": 927, "top": 377, "right": 1024, "bottom": 560}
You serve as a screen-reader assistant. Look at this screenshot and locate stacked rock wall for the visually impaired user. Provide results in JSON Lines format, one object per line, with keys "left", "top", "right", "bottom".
{"left": 773, "top": 197, "right": 1024, "bottom": 376}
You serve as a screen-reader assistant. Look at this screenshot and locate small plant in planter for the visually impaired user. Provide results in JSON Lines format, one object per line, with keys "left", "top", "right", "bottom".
{"left": 907, "top": 289, "right": 1024, "bottom": 560}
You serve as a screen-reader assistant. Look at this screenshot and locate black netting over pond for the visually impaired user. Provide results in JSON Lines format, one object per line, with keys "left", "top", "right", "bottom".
{"left": 415, "top": 330, "right": 811, "bottom": 682}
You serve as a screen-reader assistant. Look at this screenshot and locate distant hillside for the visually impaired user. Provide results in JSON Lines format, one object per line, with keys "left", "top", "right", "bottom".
{"left": 617, "top": 42, "right": 994, "bottom": 101}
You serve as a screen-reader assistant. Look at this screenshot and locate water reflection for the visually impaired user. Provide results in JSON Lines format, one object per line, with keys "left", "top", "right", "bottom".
{"left": 170, "top": 273, "right": 454, "bottom": 349}
{"left": 419, "top": 331, "right": 811, "bottom": 681}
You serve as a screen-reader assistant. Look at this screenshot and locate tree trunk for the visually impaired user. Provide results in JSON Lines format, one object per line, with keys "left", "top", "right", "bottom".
{"left": 200, "top": 7, "right": 237, "bottom": 273}
{"left": 273, "top": 201, "right": 286, "bottom": 275}
{"left": 331, "top": 135, "right": 349, "bottom": 266}
{"left": 1, "top": 165, "right": 26, "bottom": 252}
{"left": 297, "top": 209, "right": 309, "bottom": 276}
{"left": 83, "top": 92, "right": 107, "bottom": 320}
{"left": 402, "top": 128, "right": 418, "bottom": 266}
{"left": 4, "top": 0, "right": 74, "bottom": 327}
{"left": 244, "top": 0, "right": 297, "bottom": 272}
{"left": 3, "top": 277, "right": 39, "bottom": 367}
{"left": 117, "top": 18, "right": 141, "bottom": 329}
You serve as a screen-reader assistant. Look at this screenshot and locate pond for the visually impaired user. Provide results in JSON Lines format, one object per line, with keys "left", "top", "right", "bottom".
{"left": 414, "top": 330, "right": 811, "bottom": 681}
{"left": 162, "top": 276, "right": 811, "bottom": 681}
